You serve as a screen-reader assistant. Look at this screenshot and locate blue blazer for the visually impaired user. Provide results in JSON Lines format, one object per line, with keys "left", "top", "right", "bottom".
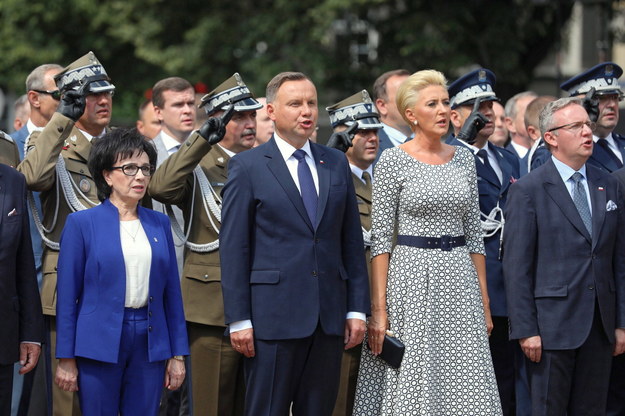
{"left": 0, "top": 165, "right": 43, "bottom": 364}
{"left": 10, "top": 125, "right": 29, "bottom": 160}
{"left": 588, "top": 133, "right": 625, "bottom": 173}
{"left": 219, "top": 138, "right": 370, "bottom": 340}
{"left": 55, "top": 200, "right": 189, "bottom": 363}
{"left": 446, "top": 137, "right": 520, "bottom": 317}
{"left": 373, "top": 128, "right": 394, "bottom": 165}
{"left": 503, "top": 159, "right": 625, "bottom": 349}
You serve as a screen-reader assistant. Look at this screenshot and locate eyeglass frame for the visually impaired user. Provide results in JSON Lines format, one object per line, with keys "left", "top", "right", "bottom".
{"left": 546, "top": 120, "right": 596, "bottom": 134}
{"left": 32, "top": 89, "right": 61, "bottom": 100}
{"left": 109, "top": 163, "right": 156, "bottom": 177}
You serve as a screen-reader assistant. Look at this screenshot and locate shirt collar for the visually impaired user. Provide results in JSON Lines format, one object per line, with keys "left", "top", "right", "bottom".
{"left": 382, "top": 123, "right": 408, "bottom": 147}
{"left": 217, "top": 144, "right": 236, "bottom": 157}
{"left": 551, "top": 155, "right": 587, "bottom": 182}
{"left": 26, "top": 119, "right": 43, "bottom": 134}
{"left": 510, "top": 140, "right": 529, "bottom": 158}
{"left": 349, "top": 163, "right": 373, "bottom": 182}
{"left": 273, "top": 133, "right": 313, "bottom": 162}
{"left": 593, "top": 132, "right": 614, "bottom": 144}
{"left": 160, "top": 130, "right": 184, "bottom": 153}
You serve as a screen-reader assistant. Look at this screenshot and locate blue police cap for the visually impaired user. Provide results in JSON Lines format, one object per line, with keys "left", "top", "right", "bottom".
{"left": 448, "top": 68, "right": 499, "bottom": 109}
{"left": 560, "top": 62, "right": 623, "bottom": 96}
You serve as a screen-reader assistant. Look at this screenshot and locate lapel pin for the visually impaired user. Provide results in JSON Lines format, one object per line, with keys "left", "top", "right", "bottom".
{"left": 320, "top": 160, "right": 325, "bottom": 164}
{"left": 598, "top": 187, "right": 604, "bottom": 191}
{"left": 154, "top": 237, "right": 158, "bottom": 242}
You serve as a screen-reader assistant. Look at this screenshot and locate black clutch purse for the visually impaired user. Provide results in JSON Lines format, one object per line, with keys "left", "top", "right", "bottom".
{"left": 368, "top": 331, "right": 405, "bottom": 369}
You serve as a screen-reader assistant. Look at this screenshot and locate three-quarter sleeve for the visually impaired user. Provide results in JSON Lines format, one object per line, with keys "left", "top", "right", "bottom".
{"left": 460, "top": 150, "right": 486, "bottom": 255}
{"left": 370, "top": 150, "right": 402, "bottom": 257}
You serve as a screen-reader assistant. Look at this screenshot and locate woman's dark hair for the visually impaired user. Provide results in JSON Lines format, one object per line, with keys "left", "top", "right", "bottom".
{"left": 88, "top": 128, "right": 157, "bottom": 201}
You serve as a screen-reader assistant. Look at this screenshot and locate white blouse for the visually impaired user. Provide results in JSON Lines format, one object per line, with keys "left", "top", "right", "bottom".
{"left": 119, "top": 219, "right": 151, "bottom": 308}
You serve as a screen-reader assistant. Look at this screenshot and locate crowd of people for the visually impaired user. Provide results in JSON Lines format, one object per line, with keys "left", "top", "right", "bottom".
{"left": 2, "top": 49, "right": 625, "bottom": 416}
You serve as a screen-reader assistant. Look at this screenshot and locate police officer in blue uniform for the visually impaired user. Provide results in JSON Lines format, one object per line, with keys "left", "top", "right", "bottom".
{"left": 445, "top": 69, "right": 526, "bottom": 416}
{"left": 561, "top": 62, "right": 625, "bottom": 174}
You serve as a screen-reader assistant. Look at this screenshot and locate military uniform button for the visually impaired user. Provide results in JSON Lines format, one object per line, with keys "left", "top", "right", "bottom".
{"left": 148, "top": 326, "right": 153, "bottom": 331}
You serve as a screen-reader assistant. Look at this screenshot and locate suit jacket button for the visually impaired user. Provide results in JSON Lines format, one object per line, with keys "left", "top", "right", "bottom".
{"left": 312, "top": 270, "right": 317, "bottom": 276}
{"left": 149, "top": 296, "right": 153, "bottom": 302}
{"left": 588, "top": 285, "right": 594, "bottom": 290}
{"left": 148, "top": 326, "right": 153, "bottom": 331}
{"left": 149, "top": 311, "right": 153, "bottom": 317}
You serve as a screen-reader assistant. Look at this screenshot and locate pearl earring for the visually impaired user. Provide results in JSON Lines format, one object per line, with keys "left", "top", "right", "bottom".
{"left": 413, "top": 120, "right": 418, "bottom": 126}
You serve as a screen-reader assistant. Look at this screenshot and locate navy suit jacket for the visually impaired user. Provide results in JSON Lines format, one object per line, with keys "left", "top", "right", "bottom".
{"left": 373, "top": 127, "right": 394, "bottom": 165}
{"left": 587, "top": 133, "right": 625, "bottom": 173}
{"left": 55, "top": 200, "right": 189, "bottom": 363}
{"left": 505, "top": 142, "right": 529, "bottom": 176}
{"left": 503, "top": 159, "right": 625, "bottom": 349}
{"left": 447, "top": 137, "right": 520, "bottom": 317}
{"left": 0, "top": 164, "right": 43, "bottom": 364}
{"left": 219, "top": 138, "right": 370, "bottom": 340}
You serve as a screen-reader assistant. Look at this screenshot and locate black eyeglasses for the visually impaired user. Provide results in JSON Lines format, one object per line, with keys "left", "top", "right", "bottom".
{"left": 32, "top": 89, "right": 61, "bottom": 100}
{"left": 110, "top": 164, "right": 155, "bottom": 177}
{"left": 547, "top": 120, "right": 596, "bottom": 134}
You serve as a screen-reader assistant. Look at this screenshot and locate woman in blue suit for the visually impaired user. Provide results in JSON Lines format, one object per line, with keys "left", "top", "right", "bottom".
{"left": 54, "top": 128, "right": 189, "bottom": 415}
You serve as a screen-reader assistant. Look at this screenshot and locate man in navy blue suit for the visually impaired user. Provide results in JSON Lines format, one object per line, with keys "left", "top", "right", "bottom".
{"left": 504, "top": 97, "right": 625, "bottom": 415}
{"left": 372, "top": 69, "right": 411, "bottom": 164}
{"left": 220, "top": 72, "right": 370, "bottom": 415}
{"left": 0, "top": 164, "right": 44, "bottom": 415}
{"left": 561, "top": 62, "right": 625, "bottom": 174}
{"left": 446, "top": 68, "right": 523, "bottom": 416}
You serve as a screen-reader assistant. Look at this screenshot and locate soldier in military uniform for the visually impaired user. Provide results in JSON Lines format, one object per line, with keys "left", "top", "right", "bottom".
{"left": 561, "top": 62, "right": 625, "bottom": 174}
{"left": 325, "top": 90, "right": 380, "bottom": 416}
{"left": 17, "top": 51, "right": 114, "bottom": 416}
{"left": 149, "top": 73, "right": 262, "bottom": 416}
{"left": 0, "top": 132, "right": 20, "bottom": 167}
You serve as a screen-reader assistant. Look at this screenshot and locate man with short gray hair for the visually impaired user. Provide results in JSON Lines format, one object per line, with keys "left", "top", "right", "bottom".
{"left": 504, "top": 97, "right": 625, "bottom": 415}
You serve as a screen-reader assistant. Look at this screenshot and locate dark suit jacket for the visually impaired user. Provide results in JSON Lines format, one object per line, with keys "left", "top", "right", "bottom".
{"left": 373, "top": 128, "right": 394, "bottom": 165}
{"left": 219, "top": 138, "right": 370, "bottom": 340}
{"left": 588, "top": 133, "right": 625, "bottom": 173}
{"left": 505, "top": 142, "right": 529, "bottom": 176}
{"left": 55, "top": 200, "right": 189, "bottom": 363}
{"left": 0, "top": 164, "right": 43, "bottom": 365}
{"left": 446, "top": 137, "right": 520, "bottom": 317}
{"left": 503, "top": 159, "right": 625, "bottom": 349}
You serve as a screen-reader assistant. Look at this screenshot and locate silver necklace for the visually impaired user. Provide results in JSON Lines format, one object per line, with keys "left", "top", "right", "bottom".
{"left": 120, "top": 220, "right": 141, "bottom": 242}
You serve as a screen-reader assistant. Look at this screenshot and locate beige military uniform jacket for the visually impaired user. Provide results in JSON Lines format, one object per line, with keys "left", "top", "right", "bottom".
{"left": 351, "top": 172, "right": 372, "bottom": 277}
{"left": 149, "top": 132, "right": 230, "bottom": 327}
{"left": 0, "top": 132, "right": 20, "bottom": 167}
{"left": 17, "top": 113, "right": 99, "bottom": 315}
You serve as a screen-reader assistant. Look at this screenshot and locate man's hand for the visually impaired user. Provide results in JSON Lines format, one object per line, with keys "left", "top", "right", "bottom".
{"left": 456, "top": 97, "right": 488, "bottom": 145}
{"left": 520, "top": 335, "right": 542, "bottom": 363}
{"left": 327, "top": 122, "right": 359, "bottom": 153}
{"left": 55, "top": 358, "right": 79, "bottom": 392}
{"left": 230, "top": 328, "right": 255, "bottom": 358}
{"left": 57, "top": 83, "right": 89, "bottom": 122}
{"left": 164, "top": 358, "right": 186, "bottom": 390}
{"left": 614, "top": 328, "right": 625, "bottom": 356}
{"left": 582, "top": 87, "right": 600, "bottom": 123}
{"left": 344, "top": 318, "right": 366, "bottom": 350}
{"left": 18, "top": 343, "right": 41, "bottom": 375}
{"left": 198, "top": 105, "right": 235, "bottom": 145}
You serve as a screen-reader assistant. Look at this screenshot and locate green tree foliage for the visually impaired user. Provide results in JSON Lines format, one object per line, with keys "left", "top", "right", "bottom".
{"left": 0, "top": 0, "right": 575, "bottom": 123}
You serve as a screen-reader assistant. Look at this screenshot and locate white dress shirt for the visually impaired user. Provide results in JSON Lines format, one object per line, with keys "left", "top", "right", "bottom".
{"left": 120, "top": 220, "right": 151, "bottom": 308}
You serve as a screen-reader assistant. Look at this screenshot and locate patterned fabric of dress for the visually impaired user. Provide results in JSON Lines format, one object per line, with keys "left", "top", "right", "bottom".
{"left": 353, "top": 146, "right": 502, "bottom": 416}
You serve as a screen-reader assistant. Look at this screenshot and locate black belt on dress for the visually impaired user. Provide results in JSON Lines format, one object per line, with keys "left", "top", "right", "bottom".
{"left": 396, "top": 235, "right": 466, "bottom": 251}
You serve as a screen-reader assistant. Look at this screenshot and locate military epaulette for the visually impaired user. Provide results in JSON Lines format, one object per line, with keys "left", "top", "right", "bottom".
{"left": 0, "top": 130, "right": 15, "bottom": 143}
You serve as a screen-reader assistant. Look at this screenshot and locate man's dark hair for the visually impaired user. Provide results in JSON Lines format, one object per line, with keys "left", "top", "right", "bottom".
{"left": 152, "top": 77, "right": 194, "bottom": 109}
{"left": 266, "top": 72, "right": 312, "bottom": 103}
{"left": 372, "top": 69, "right": 411, "bottom": 102}
{"left": 88, "top": 128, "right": 157, "bottom": 201}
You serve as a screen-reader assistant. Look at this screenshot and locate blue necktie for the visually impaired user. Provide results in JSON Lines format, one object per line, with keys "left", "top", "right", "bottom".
{"left": 293, "top": 149, "right": 317, "bottom": 224}
{"left": 571, "top": 172, "right": 592, "bottom": 235}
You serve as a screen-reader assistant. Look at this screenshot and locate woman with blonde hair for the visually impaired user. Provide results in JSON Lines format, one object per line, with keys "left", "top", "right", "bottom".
{"left": 353, "top": 70, "right": 501, "bottom": 415}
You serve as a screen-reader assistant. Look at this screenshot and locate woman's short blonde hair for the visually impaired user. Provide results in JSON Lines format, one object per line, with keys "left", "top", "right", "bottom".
{"left": 396, "top": 70, "right": 447, "bottom": 125}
